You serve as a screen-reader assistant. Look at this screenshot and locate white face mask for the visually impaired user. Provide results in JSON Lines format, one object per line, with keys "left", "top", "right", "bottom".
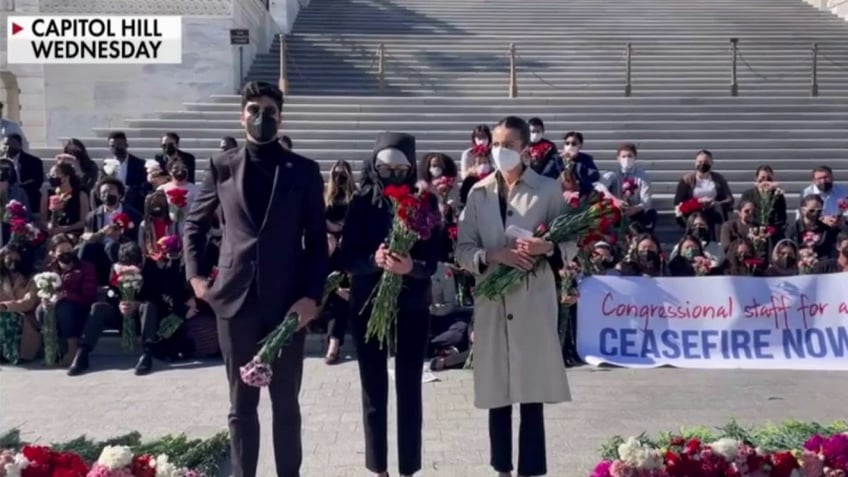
{"left": 429, "top": 166, "right": 443, "bottom": 178}
{"left": 529, "top": 132, "right": 542, "bottom": 143}
{"left": 476, "top": 163, "right": 492, "bottom": 175}
{"left": 474, "top": 138, "right": 488, "bottom": 146}
{"left": 564, "top": 145, "right": 579, "bottom": 157}
{"left": 491, "top": 147, "right": 522, "bottom": 173}
{"left": 619, "top": 156, "right": 636, "bottom": 171}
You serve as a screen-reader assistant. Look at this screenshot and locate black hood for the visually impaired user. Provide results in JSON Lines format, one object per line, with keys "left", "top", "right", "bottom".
{"left": 359, "top": 132, "right": 417, "bottom": 204}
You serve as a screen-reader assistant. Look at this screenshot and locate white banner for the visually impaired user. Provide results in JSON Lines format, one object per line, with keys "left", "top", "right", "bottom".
{"left": 576, "top": 274, "right": 848, "bottom": 370}
{"left": 6, "top": 16, "right": 182, "bottom": 64}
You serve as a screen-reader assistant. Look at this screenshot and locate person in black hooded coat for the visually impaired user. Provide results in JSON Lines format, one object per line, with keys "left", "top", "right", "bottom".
{"left": 338, "top": 132, "right": 441, "bottom": 477}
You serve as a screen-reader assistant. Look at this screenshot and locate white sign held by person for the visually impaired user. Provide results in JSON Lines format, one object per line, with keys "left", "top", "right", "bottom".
{"left": 576, "top": 274, "right": 848, "bottom": 370}
{"left": 6, "top": 16, "right": 182, "bottom": 64}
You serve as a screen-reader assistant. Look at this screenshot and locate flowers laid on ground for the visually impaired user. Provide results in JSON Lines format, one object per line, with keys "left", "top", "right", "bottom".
{"left": 0, "top": 428, "right": 229, "bottom": 477}
{"left": 675, "top": 198, "right": 702, "bottom": 217}
{"left": 33, "top": 272, "right": 62, "bottom": 366}
{"left": 165, "top": 189, "right": 189, "bottom": 224}
{"left": 474, "top": 194, "right": 621, "bottom": 300}
{"left": 362, "top": 184, "right": 441, "bottom": 348}
{"left": 102, "top": 159, "right": 121, "bottom": 177}
{"left": 240, "top": 271, "right": 345, "bottom": 387}
{"left": 591, "top": 420, "right": 848, "bottom": 477}
{"left": 112, "top": 265, "right": 144, "bottom": 351}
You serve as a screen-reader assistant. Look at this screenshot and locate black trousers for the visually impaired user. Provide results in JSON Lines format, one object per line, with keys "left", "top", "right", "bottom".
{"left": 326, "top": 294, "right": 349, "bottom": 345}
{"left": 84, "top": 301, "right": 159, "bottom": 352}
{"left": 350, "top": 306, "right": 430, "bottom": 475}
{"left": 489, "top": 403, "right": 546, "bottom": 476}
{"left": 37, "top": 300, "right": 112, "bottom": 350}
{"left": 217, "top": 295, "right": 306, "bottom": 477}
{"left": 630, "top": 208, "right": 658, "bottom": 232}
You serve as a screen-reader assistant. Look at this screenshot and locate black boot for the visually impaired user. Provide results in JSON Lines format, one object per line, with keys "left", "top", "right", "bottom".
{"left": 67, "top": 349, "right": 90, "bottom": 376}
{"left": 134, "top": 352, "right": 153, "bottom": 376}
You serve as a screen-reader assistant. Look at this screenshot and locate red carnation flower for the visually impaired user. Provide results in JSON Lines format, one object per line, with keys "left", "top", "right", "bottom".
{"left": 111, "top": 212, "right": 135, "bottom": 231}
{"left": 743, "top": 257, "right": 764, "bottom": 268}
{"left": 51, "top": 451, "right": 89, "bottom": 476}
{"left": 383, "top": 184, "right": 411, "bottom": 201}
{"left": 770, "top": 451, "right": 800, "bottom": 477}
{"left": 4, "top": 199, "right": 27, "bottom": 218}
{"left": 528, "top": 141, "right": 553, "bottom": 160}
{"left": 766, "top": 225, "right": 778, "bottom": 236}
{"left": 131, "top": 454, "right": 156, "bottom": 477}
{"left": 838, "top": 197, "right": 848, "bottom": 212}
{"left": 165, "top": 187, "right": 189, "bottom": 208}
{"left": 209, "top": 266, "right": 220, "bottom": 282}
{"left": 677, "top": 198, "right": 703, "bottom": 216}
{"left": 447, "top": 225, "right": 458, "bottom": 241}
{"left": 535, "top": 223, "right": 548, "bottom": 235}
{"left": 471, "top": 144, "right": 491, "bottom": 157}
{"left": 10, "top": 217, "right": 28, "bottom": 235}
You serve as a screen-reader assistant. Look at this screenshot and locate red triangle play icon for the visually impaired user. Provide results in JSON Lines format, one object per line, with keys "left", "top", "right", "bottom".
{"left": 11, "top": 22, "right": 23, "bottom": 35}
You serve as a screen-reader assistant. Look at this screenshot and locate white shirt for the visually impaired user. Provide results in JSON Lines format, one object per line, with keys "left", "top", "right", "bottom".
{"left": 116, "top": 158, "right": 129, "bottom": 183}
{"left": 100, "top": 204, "right": 123, "bottom": 227}
{"left": 693, "top": 178, "right": 717, "bottom": 201}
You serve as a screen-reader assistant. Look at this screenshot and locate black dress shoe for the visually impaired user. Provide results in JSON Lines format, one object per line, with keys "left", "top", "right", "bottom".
{"left": 67, "top": 349, "right": 89, "bottom": 376}
{"left": 134, "top": 353, "right": 153, "bottom": 375}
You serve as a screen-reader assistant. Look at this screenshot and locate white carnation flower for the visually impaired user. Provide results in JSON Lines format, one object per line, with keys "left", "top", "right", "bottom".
{"left": 103, "top": 159, "right": 121, "bottom": 177}
{"left": 618, "top": 437, "right": 663, "bottom": 470}
{"left": 709, "top": 437, "right": 739, "bottom": 462}
{"left": 154, "top": 454, "right": 182, "bottom": 477}
{"left": 96, "top": 445, "right": 133, "bottom": 469}
{"left": 4, "top": 453, "right": 30, "bottom": 477}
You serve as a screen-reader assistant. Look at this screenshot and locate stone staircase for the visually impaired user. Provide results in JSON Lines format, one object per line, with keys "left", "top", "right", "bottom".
{"left": 33, "top": 0, "right": 848, "bottom": 240}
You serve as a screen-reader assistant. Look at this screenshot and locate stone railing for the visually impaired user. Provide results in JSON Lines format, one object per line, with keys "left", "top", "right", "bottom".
{"left": 36, "top": 0, "right": 233, "bottom": 15}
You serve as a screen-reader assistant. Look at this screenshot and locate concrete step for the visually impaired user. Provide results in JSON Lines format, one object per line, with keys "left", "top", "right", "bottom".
{"left": 92, "top": 126, "right": 848, "bottom": 141}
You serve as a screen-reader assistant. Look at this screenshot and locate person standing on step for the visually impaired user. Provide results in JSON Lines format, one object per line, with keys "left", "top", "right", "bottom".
{"left": 183, "top": 81, "right": 328, "bottom": 477}
{"left": 338, "top": 132, "right": 441, "bottom": 477}
{"left": 456, "top": 116, "right": 571, "bottom": 477}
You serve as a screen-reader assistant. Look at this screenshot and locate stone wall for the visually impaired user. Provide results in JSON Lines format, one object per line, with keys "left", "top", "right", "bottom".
{"left": 0, "top": 0, "right": 281, "bottom": 148}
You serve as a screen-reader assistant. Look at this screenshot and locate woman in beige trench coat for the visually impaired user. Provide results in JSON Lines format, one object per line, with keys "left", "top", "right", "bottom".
{"left": 456, "top": 116, "right": 571, "bottom": 477}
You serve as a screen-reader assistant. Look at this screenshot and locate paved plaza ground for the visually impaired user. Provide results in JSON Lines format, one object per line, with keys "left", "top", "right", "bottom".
{"left": 3, "top": 338, "right": 848, "bottom": 477}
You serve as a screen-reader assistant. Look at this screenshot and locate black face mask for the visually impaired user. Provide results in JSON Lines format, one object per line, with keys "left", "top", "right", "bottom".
{"left": 5, "top": 147, "right": 20, "bottom": 158}
{"left": 529, "top": 158, "right": 547, "bottom": 174}
{"left": 382, "top": 173, "right": 407, "bottom": 187}
{"left": 172, "top": 169, "right": 188, "bottom": 181}
{"left": 246, "top": 111, "right": 278, "bottom": 143}
{"left": 103, "top": 194, "right": 119, "bottom": 207}
{"left": 0, "top": 169, "right": 10, "bottom": 182}
{"left": 111, "top": 146, "right": 127, "bottom": 158}
{"left": 696, "top": 163, "right": 712, "bottom": 173}
{"left": 163, "top": 143, "right": 177, "bottom": 156}
{"left": 691, "top": 227, "right": 709, "bottom": 241}
{"left": 335, "top": 173, "right": 348, "bottom": 185}
{"left": 57, "top": 252, "right": 74, "bottom": 265}
{"left": 48, "top": 177, "right": 63, "bottom": 188}
{"left": 776, "top": 256, "right": 797, "bottom": 269}
{"left": 819, "top": 182, "right": 834, "bottom": 193}
{"left": 805, "top": 210, "right": 822, "bottom": 221}
{"left": 638, "top": 250, "right": 659, "bottom": 265}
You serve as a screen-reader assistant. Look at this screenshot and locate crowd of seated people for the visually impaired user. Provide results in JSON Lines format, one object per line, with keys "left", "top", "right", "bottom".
{"left": 0, "top": 119, "right": 846, "bottom": 375}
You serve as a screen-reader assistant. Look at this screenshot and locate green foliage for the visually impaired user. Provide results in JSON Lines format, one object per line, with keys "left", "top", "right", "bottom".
{"left": 0, "top": 429, "right": 229, "bottom": 475}
{"left": 598, "top": 419, "right": 848, "bottom": 460}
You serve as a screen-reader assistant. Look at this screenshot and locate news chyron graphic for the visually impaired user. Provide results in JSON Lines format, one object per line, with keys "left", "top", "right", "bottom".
{"left": 6, "top": 16, "right": 182, "bottom": 64}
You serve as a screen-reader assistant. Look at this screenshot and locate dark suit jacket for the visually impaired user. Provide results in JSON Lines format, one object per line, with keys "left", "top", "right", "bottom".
{"left": 93, "top": 154, "right": 147, "bottom": 212}
{"left": 15, "top": 152, "right": 44, "bottom": 213}
{"left": 183, "top": 145, "right": 329, "bottom": 320}
{"left": 155, "top": 150, "right": 197, "bottom": 183}
{"left": 85, "top": 204, "right": 142, "bottom": 242}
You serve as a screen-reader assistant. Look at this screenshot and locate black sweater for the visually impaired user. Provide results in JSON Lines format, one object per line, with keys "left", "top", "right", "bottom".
{"left": 338, "top": 191, "right": 441, "bottom": 314}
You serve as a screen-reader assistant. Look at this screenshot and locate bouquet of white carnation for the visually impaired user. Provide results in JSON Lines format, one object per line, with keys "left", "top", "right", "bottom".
{"left": 33, "top": 271, "right": 62, "bottom": 366}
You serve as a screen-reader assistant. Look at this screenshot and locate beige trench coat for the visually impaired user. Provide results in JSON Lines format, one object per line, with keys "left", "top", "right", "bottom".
{"left": 456, "top": 169, "right": 572, "bottom": 409}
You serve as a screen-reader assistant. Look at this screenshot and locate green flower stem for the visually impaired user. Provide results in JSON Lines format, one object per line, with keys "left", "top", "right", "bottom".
{"left": 42, "top": 306, "right": 59, "bottom": 367}
{"left": 257, "top": 313, "right": 299, "bottom": 363}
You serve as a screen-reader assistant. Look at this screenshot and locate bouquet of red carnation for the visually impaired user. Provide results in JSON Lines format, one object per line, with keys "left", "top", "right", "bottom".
{"left": 361, "top": 184, "right": 441, "bottom": 348}
{"left": 471, "top": 143, "right": 491, "bottom": 157}
{"left": 527, "top": 141, "right": 553, "bottom": 161}
{"left": 621, "top": 177, "right": 639, "bottom": 198}
{"left": 3, "top": 199, "right": 27, "bottom": 221}
{"left": 692, "top": 255, "right": 713, "bottom": 276}
{"left": 431, "top": 175, "right": 456, "bottom": 202}
{"left": 165, "top": 188, "right": 189, "bottom": 224}
{"left": 111, "top": 212, "right": 135, "bottom": 232}
{"left": 240, "top": 271, "right": 345, "bottom": 387}
{"left": 675, "top": 198, "right": 702, "bottom": 217}
{"left": 743, "top": 257, "right": 764, "bottom": 275}
{"left": 475, "top": 194, "right": 621, "bottom": 299}
{"left": 802, "top": 231, "right": 822, "bottom": 248}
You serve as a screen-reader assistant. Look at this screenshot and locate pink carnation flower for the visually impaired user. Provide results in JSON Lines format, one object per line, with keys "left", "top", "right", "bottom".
{"left": 86, "top": 463, "right": 133, "bottom": 477}
{"left": 239, "top": 357, "right": 273, "bottom": 387}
